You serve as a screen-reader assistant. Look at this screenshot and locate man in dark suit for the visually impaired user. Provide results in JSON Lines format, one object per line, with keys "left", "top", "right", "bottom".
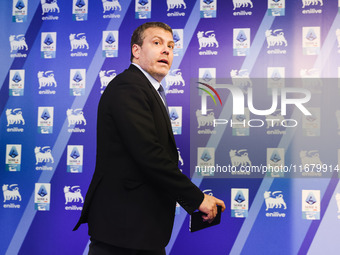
{"left": 74, "top": 22, "right": 225, "bottom": 255}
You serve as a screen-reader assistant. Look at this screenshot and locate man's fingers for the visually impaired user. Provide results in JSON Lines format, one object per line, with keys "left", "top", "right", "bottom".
{"left": 201, "top": 214, "right": 209, "bottom": 222}
{"left": 202, "top": 205, "right": 217, "bottom": 222}
{"left": 212, "top": 205, "right": 217, "bottom": 217}
{"left": 201, "top": 214, "right": 214, "bottom": 223}
{"left": 198, "top": 194, "right": 226, "bottom": 221}
{"left": 215, "top": 198, "right": 226, "bottom": 211}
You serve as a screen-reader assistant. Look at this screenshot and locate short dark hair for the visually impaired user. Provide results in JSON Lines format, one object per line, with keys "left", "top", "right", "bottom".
{"left": 130, "top": 22, "right": 173, "bottom": 62}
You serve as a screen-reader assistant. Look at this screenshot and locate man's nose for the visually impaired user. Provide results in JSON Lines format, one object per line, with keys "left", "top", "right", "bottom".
{"left": 162, "top": 46, "right": 169, "bottom": 55}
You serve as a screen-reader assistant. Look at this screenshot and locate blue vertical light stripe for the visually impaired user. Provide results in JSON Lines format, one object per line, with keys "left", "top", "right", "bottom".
{"left": 307, "top": 182, "right": 340, "bottom": 255}
{"left": 82, "top": 241, "right": 90, "bottom": 255}
{"left": 5, "top": 1, "right": 132, "bottom": 254}
{"left": 241, "top": 16, "right": 275, "bottom": 73}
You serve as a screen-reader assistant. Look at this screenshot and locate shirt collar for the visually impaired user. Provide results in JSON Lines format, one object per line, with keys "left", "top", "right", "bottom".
{"left": 132, "top": 63, "right": 161, "bottom": 92}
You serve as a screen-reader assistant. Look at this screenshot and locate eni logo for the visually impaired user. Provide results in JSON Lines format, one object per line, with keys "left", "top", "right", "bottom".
{"left": 197, "top": 82, "right": 222, "bottom": 107}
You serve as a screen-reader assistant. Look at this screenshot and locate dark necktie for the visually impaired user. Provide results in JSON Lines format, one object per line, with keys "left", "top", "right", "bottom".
{"left": 158, "top": 85, "right": 170, "bottom": 116}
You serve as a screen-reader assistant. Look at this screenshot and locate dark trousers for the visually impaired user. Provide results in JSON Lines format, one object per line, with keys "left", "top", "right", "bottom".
{"left": 88, "top": 238, "right": 166, "bottom": 255}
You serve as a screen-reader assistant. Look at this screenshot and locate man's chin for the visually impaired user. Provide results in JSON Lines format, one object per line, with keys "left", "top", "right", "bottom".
{"left": 158, "top": 70, "right": 170, "bottom": 78}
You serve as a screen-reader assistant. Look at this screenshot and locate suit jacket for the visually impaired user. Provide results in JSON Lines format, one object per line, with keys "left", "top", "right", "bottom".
{"left": 74, "top": 64, "right": 204, "bottom": 250}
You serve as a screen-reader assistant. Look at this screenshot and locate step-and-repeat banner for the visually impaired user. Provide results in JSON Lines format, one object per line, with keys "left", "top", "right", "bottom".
{"left": 1, "top": 0, "right": 340, "bottom": 254}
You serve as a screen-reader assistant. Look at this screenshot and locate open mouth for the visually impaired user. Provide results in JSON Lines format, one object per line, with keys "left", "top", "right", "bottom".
{"left": 158, "top": 59, "right": 169, "bottom": 65}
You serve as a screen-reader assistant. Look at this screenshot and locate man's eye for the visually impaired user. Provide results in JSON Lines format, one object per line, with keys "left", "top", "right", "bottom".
{"left": 168, "top": 45, "right": 174, "bottom": 49}
{"left": 154, "top": 41, "right": 160, "bottom": 45}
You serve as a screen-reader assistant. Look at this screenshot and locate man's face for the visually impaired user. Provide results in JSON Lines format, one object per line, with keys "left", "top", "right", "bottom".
{"left": 132, "top": 27, "right": 174, "bottom": 82}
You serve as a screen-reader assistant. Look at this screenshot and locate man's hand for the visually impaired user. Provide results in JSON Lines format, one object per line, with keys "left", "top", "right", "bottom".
{"left": 198, "top": 194, "right": 226, "bottom": 223}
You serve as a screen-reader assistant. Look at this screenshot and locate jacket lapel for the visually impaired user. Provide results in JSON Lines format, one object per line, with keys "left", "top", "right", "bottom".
{"left": 129, "top": 65, "right": 177, "bottom": 148}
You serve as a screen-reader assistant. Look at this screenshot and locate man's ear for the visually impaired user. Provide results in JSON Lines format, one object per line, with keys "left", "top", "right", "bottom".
{"left": 132, "top": 44, "right": 140, "bottom": 60}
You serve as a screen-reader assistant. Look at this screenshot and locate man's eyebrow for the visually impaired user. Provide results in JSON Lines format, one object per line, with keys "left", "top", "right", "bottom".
{"left": 152, "top": 36, "right": 175, "bottom": 44}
